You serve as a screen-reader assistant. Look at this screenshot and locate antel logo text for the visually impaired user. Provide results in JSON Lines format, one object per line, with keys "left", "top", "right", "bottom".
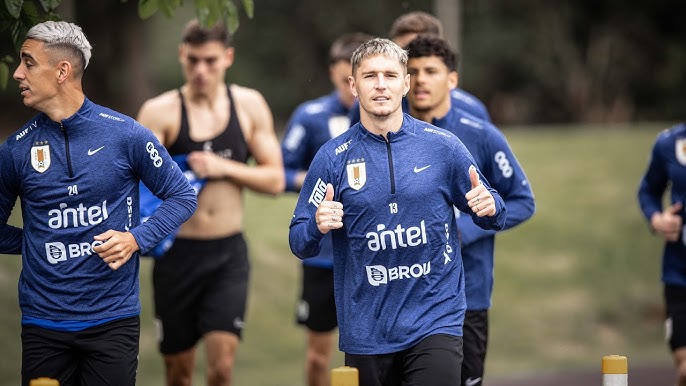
{"left": 48, "top": 201, "right": 109, "bottom": 229}
{"left": 366, "top": 220, "right": 428, "bottom": 251}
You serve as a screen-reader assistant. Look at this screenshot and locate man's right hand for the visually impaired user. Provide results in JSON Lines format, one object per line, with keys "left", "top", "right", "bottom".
{"left": 316, "top": 183, "right": 344, "bottom": 234}
{"left": 651, "top": 202, "right": 683, "bottom": 242}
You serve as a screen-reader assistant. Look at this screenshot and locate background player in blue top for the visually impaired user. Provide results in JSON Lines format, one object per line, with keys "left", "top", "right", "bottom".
{"left": 638, "top": 122, "right": 686, "bottom": 386}
{"left": 0, "top": 21, "right": 197, "bottom": 385}
{"left": 347, "top": 11, "right": 491, "bottom": 130}
{"left": 389, "top": 11, "right": 491, "bottom": 122}
{"left": 406, "top": 35, "right": 536, "bottom": 386}
{"left": 289, "top": 38, "right": 507, "bottom": 386}
{"left": 281, "top": 32, "right": 371, "bottom": 386}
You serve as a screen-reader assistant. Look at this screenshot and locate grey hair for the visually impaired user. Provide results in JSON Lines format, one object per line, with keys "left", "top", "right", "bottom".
{"left": 350, "top": 38, "right": 408, "bottom": 76}
{"left": 27, "top": 21, "right": 92, "bottom": 71}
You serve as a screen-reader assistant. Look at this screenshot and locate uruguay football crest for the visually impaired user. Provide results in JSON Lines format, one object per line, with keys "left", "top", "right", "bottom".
{"left": 346, "top": 159, "right": 366, "bottom": 190}
{"left": 676, "top": 138, "right": 686, "bottom": 166}
{"left": 31, "top": 142, "right": 51, "bottom": 173}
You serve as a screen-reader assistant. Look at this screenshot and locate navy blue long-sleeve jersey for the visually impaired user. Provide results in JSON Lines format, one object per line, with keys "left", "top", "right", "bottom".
{"left": 0, "top": 98, "right": 197, "bottom": 327}
{"left": 450, "top": 88, "right": 490, "bottom": 122}
{"left": 434, "top": 107, "right": 535, "bottom": 310}
{"left": 638, "top": 123, "right": 686, "bottom": 287}
{"left": 289, "top": 114, "right": 506, "bottom": 355}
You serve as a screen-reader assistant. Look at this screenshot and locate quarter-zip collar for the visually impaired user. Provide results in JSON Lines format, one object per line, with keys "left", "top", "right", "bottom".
{"left": 39, "top": 97, "right": 94, "bottom": 132}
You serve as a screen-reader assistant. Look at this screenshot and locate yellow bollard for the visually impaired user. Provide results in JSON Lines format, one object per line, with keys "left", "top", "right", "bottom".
{"left": 29, "top": 378, "right": 59, "bottom": 386}
{"left": 331, "top": 366, "right": 358, "bottom": 386}
{"left": 601, "top": 355, "right": 628, "bottom": 386}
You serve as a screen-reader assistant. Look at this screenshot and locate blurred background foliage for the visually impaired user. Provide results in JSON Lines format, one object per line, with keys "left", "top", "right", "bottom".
{"left": 1, "top": 0, "right": 684, "bottom": 132}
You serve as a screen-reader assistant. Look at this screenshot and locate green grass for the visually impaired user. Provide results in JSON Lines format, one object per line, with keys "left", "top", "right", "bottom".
{"left": 0, "top": 123, "right": 675, "bottom": 384}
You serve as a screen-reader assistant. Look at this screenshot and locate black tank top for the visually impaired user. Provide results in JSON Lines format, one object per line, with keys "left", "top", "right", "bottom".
{"left": 167, "top": 85, "right": 250, "bottom": 163}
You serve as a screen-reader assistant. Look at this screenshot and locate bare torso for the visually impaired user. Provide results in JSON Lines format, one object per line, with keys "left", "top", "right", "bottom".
{"left": 137, "top": 83, "right": 284, "bottom": 239}
{"left": 175, "top": 84, "right": 246, "bottom": 238}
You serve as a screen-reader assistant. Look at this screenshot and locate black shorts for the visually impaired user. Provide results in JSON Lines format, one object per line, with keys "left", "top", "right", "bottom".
{"left": 665, "top": 285, "right": 686, "bottom": 351}
{"left": 345, "top": 334, "right": 463, "bottom": 386}
{"left": 461, "top": 310, "right": 488, "bottom": 386}
{"left": 21, "top": 316, "right": 139, "bottom": 386}
{"left": 153, "top": 234, "right": 249, "bottom": 354}
{"left": 296, "top": 265, "right": 337, "bottom": 332}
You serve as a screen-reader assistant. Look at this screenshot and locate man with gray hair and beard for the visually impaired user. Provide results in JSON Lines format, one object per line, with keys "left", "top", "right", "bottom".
{"left": 0, "top": 21, "right": 197, "bottom": 385}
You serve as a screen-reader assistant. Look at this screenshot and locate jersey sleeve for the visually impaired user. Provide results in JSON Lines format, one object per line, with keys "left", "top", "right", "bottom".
{"left": 638, "top": 133, "right": 669, "bottom": 221}
{"left": 451, "top": 88, "right": 491, "bottom": 122}
{"left": 0, "top": 142, "right": 23, "bottom": 254}
{"left": 288, "top": 147, "right": 332, "bottom": 259}
{"left": 459, "top": 125, "right": 535, "bottom": 246}
{"left": 127, "top": 123, "right": 197, "bottom": 254}
{"left": 281, "top": 107, "right": 311, "bottom": 192}
{"left": 448, "top": 137, "right": 507, "bottom": 231}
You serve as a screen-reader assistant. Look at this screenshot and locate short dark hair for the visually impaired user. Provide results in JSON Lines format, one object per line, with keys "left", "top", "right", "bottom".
{"left": 181, "top": 19, "right": 232, "bottom": 47}
{"left": 388, "top": 11, "right": 443, "bottom": 40}
{"left": 406, "top": 35, "right": 458, "bottom": 72}
{"left": 329, "top": 32, "right": 373, "bottom": 64}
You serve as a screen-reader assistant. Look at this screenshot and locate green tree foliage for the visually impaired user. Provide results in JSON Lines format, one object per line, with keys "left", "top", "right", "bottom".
{"left": 461, "top": 0, "right": 686, "bottom": 123}
{"left": 1, "top": 0, "right": 684, "bottom": 124}
{"left": 0, "top": 0, "right": 253, "bottom": 89}
{"left": 137, "top": 0, "right": 253, "bottom": 32}
{"left": 0, "top": 0, "right": 60, "bottom": 89}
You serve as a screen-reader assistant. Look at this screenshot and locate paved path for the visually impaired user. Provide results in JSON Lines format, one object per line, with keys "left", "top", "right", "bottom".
{"left": 488, "top": 364, "right": 673, "bottom": 386}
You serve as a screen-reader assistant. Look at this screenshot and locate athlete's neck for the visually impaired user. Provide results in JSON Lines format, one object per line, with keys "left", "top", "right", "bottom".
{"left": 182, "top": 83, "right": 227, "bottom": 108}
{"left": 44, "top": 89, "right": 86, "bottom": 123}
{"left": 410, "top": 97, "right": 451, "bottom": 125}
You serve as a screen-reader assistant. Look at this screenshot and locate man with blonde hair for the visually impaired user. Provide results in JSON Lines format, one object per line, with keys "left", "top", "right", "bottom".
{"left": 289, "top": 37, "right": 507, "bottom": 386}
{"left": 282, "top": 31, "right": 372, "bottom": 386}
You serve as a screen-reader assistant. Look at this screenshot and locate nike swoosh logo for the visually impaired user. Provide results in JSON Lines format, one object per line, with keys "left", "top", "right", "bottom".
{"left": 413, "top": 165, "right": 431, "bottom": 173}
{"left": 465, "top": 377, "right": 482, "bottom": 386}
{"left": 87, "top": 146, "right": 105, "bottom": 156}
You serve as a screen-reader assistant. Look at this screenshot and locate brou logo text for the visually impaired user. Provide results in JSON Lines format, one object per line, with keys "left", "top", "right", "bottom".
{"left": 45, "top": 240, "right": 105, "bottom": 264}
{"left": 366, "top": 261, "right": 431, "bottom": 286}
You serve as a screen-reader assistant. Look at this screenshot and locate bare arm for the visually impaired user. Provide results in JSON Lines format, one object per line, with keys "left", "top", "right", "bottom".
{"left": 136, "top": 91, "right": 179, "bottom": 146}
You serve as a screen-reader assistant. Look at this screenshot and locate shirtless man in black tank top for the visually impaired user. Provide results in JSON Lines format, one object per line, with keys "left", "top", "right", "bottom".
{"left": 136, "top": 20, "right": 284, "bottom": 386}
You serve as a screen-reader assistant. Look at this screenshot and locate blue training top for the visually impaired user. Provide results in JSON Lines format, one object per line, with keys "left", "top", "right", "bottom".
{"left": 638, "top": 123, "right": 686, "bottom": 287}
{"left": 140, "top": 154, "right": 205, "bottom": 258}
{"left": 434, "top": 107, "right": 535, "bottom": 310}
{"left": 282, "top": 91, "right": 353, "bottom": 268}
{"left": 289, "top": 114, "right": 507, "bottom": 355}
{"left": 0, "top": 98, "right": 197, "bottom": 330}
{"left": 450, "top": 88, "right": 490, "bottom": 122}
